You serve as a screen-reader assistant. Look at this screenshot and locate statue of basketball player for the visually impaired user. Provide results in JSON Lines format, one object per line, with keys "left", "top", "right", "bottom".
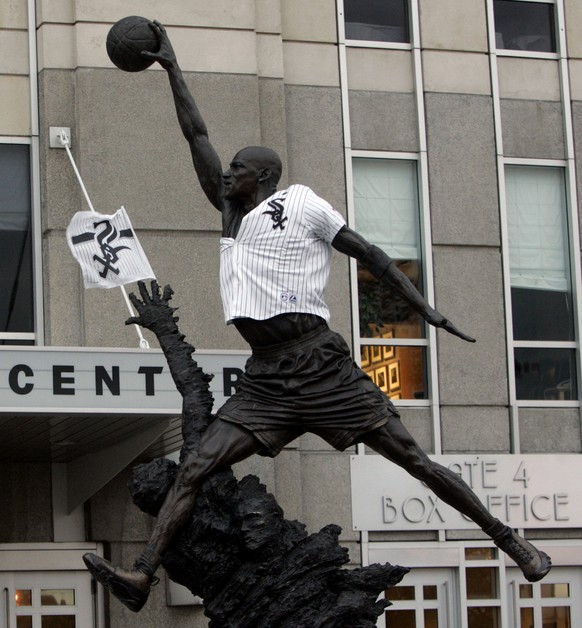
{"left": 83, "top": 21, "right": 551, "bottom": 612}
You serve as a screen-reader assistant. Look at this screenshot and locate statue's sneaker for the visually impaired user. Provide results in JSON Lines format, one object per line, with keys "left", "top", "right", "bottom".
{"left": 494, "top": 530, "right": 552, "bottom": 582}
{"left": 83, "top": 553, "right": 152, "bottom": 612}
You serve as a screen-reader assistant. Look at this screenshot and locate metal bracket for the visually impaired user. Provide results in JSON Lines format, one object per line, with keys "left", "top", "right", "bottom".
{"left": 49, "top": 126, "right": 71, "bottom": 148}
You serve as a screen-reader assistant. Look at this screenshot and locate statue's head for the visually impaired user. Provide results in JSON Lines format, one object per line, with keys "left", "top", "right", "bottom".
{"left": 223, "top": 146, "right": 282, "bottom": 201}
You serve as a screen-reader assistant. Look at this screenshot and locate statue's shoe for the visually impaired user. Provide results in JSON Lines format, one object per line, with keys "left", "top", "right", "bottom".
{"left": 83, "top": 553, "right": 152, "bottom": 612}
{"left": 494, "top": 530, "right": 552, "bottom": 582}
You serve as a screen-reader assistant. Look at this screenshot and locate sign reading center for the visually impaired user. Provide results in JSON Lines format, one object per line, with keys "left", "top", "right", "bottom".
{"left": 350, "top": 454, "right": 582, "bottom": 531}
{"left": 1, "top": 346, "right": 250, "bottom": 414}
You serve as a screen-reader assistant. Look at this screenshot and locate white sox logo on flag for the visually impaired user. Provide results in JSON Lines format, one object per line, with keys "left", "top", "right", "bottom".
{"left": 72, "top": 219, "right": 132, "bottom": 279}
{"left": 67, "top": 207, "right": 156, "bottom": 289}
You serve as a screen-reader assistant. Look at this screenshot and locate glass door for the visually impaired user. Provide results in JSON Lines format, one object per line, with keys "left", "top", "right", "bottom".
{"left": 0, "top": 571, "right": 93, "bottom": 628}
{"left": 379, "top": 568, "right": 454, "bottom": 628}
{"left": 508, "top": 567, "right": 581, "bottom": 628}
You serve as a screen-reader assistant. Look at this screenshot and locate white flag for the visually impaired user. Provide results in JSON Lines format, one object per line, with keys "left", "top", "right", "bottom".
{"left": 66, "top": 207, "right": 156, "bottom": 289}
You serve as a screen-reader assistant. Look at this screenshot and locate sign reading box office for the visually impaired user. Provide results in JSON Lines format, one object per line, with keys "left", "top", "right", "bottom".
{"left": 351, "top": 454, "right": 582, "bottom": 531}
{"left": 1, "top": 346, "right": 250, "bottom": 413}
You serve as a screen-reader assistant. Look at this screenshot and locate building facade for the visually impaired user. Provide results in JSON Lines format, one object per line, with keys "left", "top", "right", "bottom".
{"left": 1, "top": 0, "right": 582, "bottom": 626}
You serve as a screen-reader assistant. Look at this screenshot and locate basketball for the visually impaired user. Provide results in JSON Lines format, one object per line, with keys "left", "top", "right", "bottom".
{"left": 106, "top": 16, "right": 159, "bottom": 73}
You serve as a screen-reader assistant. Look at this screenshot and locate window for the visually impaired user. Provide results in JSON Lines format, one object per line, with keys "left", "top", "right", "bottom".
{"left": 493, "top": 0, "right": 556, "bottom": 53}
{"left": 353, "top": 157, "right": 427, "bottom": 400}
{"left": 0, "top": 144, "right": 34, "bottom": 344}
{"left": 505, "top": 165, "right": 576, "bottom": 400}
{"left": 344, "top": 0, "right": 410, "bottom": 43}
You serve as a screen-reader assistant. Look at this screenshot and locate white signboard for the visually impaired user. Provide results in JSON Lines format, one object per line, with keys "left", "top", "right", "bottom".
{"left": 351, "top": 454, "right": 582, "bottom": 531}
{"left": 0, "top": 347, "right": 250, "bottom": 414}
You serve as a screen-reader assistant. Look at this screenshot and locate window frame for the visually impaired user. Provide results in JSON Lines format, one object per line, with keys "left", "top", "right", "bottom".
{"left": 0, "top": 136, "right": 43, "bottom": 346}
{"left": 501, "top": 158, "right": 582, "bottom": 410}
{"left": 492, "top": 0, "right": 560, "bottom": 60}
{"left": 347, "top": 151, "right": 434, "bottom": 410}
{"left": 338, "top": 0, "right": 413, "bottom": 51}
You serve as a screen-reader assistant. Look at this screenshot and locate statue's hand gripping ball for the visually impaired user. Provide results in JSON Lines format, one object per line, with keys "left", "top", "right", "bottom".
{"left": 106, "top": 16, "right": 159, "bottom": 72}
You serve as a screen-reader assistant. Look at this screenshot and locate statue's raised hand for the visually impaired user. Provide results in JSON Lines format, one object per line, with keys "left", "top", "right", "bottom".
{"left": 126, "top": 280, "right": 179, "bottom": 336}
{"left": 141, "top": 21, "right": 177, "bottom": 70}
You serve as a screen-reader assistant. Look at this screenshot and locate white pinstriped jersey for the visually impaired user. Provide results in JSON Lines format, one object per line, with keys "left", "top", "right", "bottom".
{"left": 220, "top": 184, "right": 346, "bottom": 323}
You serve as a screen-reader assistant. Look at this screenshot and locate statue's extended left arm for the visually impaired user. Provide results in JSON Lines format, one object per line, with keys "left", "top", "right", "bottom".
{"left": 332, "top": 226, "right": 475, "bottom": 342}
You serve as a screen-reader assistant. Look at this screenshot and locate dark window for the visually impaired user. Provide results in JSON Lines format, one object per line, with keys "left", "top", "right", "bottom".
{"left": 0, "top": 144, "right": 34, "bottom": 335}
{"left": 344, "top": 0, "right": 410, "bottom": 43}
{"left": 515, "top": 347, "right": 577, "bottom": 400}
{"left": 493, "top": 0, "right": 556, "bottom": 53}
{"left": 512, "top": 287, "right": 574, "bottom": 342}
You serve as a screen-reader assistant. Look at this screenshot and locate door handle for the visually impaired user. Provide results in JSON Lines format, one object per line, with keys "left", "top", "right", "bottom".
{"left": 3, "top": 587, "right": 9, "bottom": 628}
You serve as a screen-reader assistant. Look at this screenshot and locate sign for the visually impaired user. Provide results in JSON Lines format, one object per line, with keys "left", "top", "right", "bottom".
{"left": 351, "top": 454, "right": 582, "bottom": 531}
{"left": 0, "top": 346, "right": 250, "bottom": 414}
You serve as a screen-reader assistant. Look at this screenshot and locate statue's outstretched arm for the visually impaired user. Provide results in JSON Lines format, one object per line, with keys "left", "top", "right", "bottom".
{"left": 126, "top": 281, "right": 214, "bottom": 404}
{"left": 142, "top": 21, "right": 225, "bottom": 212}
{"left": 332, "top": 226, "right": 475, "bottom": 342}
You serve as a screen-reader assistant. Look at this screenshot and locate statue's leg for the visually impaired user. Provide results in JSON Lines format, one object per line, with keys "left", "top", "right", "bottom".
{"left": 150, "top": 418, "right": 263, "bottom": 552}
{"left": 84, "top": 419, "right": 263, "bottom": 611}
{"left": 361, "top": 418, "right": 551, "bottom": 582}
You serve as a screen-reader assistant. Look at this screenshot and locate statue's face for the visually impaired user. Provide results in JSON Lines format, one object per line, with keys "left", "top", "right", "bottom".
{"left": 240, "top": 505, "right": 282, "bottom": 551}
{"left": 223, "top": 149, "right": 263, "bottom": 202}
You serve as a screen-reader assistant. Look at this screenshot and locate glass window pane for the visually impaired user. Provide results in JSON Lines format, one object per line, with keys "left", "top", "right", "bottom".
{"left": 512, "top": 287, "right": 574, "bottom": 342}
{"left": 387, "top": 585, "right": 415, "bottom": 601}
{"left": 466, "top": 567, "right": 498, "bottom": 599}
{"left": 465, "top": 547, "right": 496, "bottom": 560}
{"left": 361, "top": 345, "right": 427, "bottom": 400}
{"left": 541, "top": 583, "right": 570, "bottom": 598}
{"left": 0, "top": 144, "right": 33, "bottom": 335}
{"left": 506, "top": 165, "right": 573, "bottom": 342}
{"left": 41, "top": 589, "right": 75, "bottom": 606}
{"left": 386, "top": 609, "right": 416, "bottom": 627}
{"left": 17, "top": 617, "right": 33, "bottom": 628}
{"left": 354, "top": 159, "right": 421, "bottom": 268}
{"left": 493, "top": 0, "right": 556, "bottom": 53}
{"left": 423, "top": 585, "right": 438, "bottom": 600}
{"left": 467, "top": 606, "right": 500, "bottom": 628}
{"left": 519, "top": 584, "right": 533, "bottom": 598}
{"left": 345, "top": 0, "right": 409, "bottom": 43}
{"left": 520, "top": 606, "right": 533, "bottom": 628}
{"left": 358, "top": 263, "right": 425, "bottom": 339}
{"left": 514, "top": 347, "right": 577, "bottom": 400}
{"left": 424, "top": 608, "right": 438, "bottom": 627}
{"left": 15, "top": 590, "right": 32, "bottom": 606}
{"left": 541, "top": 606, "right": 571, "bottom": 628}
{"left": 41, "top": 617, "right": 76, "bottom": 628}
{"left": 0, "top": 339, "right": 34, "bottom": 346}
{"left": 354, "top": 158, "right": 424, "bottom": 339}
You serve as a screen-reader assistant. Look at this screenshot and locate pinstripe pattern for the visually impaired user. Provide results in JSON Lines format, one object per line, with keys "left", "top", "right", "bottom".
{"left": 220, "top": 184, "right": 345, "bottom": 323}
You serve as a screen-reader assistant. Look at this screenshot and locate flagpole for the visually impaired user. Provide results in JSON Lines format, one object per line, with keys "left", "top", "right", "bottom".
{"left": 58, "top": 129, "right": 150, "bottom": 349}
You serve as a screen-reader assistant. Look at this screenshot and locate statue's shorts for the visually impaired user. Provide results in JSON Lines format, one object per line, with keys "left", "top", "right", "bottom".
{"left": 217, "top": 324, "right": 398, "bottom": 457}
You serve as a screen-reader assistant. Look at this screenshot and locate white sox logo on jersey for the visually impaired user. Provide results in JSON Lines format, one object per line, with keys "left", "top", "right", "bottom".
{"left": 262, "top": 191, "right": 288, "bottom": 230}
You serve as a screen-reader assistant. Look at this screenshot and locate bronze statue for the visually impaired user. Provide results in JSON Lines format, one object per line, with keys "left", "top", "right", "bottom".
{"left": 115, "top": 281, "right": 407, "bottom": 626}
{"left": 83, "top": 20, "right": 551, "bottom": 613}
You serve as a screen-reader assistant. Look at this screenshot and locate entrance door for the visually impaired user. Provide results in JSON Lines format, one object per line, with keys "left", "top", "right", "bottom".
{"left": 507, "top": 567, "right": 582, "bottom": 628}
{"left": 0, "top": 571, "right": 93, "bottom": 628}
{"left": 378, "top": 568, "right": 455, "bottom": 628}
